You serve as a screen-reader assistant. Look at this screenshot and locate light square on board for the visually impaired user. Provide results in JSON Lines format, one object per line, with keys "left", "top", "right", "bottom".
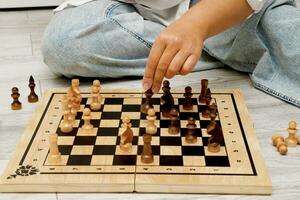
{"left": 138, "top": 136, "right": 160, "bottom": 146}
{"left": 57, "top": 136, "right": 75, "bottom": 145}
{"left": 90, "top": 112, "right": 102, "bottom": 119}
{"left": 160, "top": 146, "right": 182, "bottom": 156}
{"left": 91, "top": 155, "right": 114, "bottom": 165}
{"left": 199, "top": 113, "right": 219, "bottom": 121}
{"left": 121, "top": 112, "right": 141, "bottom": 119}
{"left": 137, "top": 155, "right": 159, "bottom": 166}
{"left": 100, "top": 119, "right": 120, "bottom": 127}
{"left": 103, "top": 105, "right": 122, "bottom": 112}
{"left": 71, "top": 145, "right": 94, "bottom": 155}
{"left": 201, "top": 129, "right": 210, "bottom": 137}
{"left": 204, "top": 146, "right": 227, "bottom": 156}
{"left": 123, "top": 98, "right": 142, "bottom": 105}
{"left": 77, "top": 128, "right": 98, "bottom": 136}
{"left": 115, "top": 145, "right": 138, "bottom": 155}
{"left": 59, "top": 119, "right": 80, "bottom": 128}
{"left": 95, "top": 136, "right": 117, "bottom": 145}
{"left": 140, "top": 120, "right": 160, "bottom": 128}
{"left": 86, "top": 97, "right": 104, "bottom": 105}
{"left": 183, "top": 156, "right": 205, "bottom": 166}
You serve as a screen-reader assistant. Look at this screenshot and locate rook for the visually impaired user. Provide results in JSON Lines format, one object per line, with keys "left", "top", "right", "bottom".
{"left": 199, "top": 79, "right": 208, "bottom": 103}
{"left": 183, "top": 86, "right": 193, "bottom": 110}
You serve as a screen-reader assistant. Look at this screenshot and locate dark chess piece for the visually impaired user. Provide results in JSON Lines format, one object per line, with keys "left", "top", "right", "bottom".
{"left": 11, "top": 87, "right": 22, "bottom": 110}
{"left": 183, "top": 86, "right": 193, "bottom": 110}
{"left": 201, "top": 88, "right": 212, "bottom": 118}
{"left": 141, "top": 89, "right": 154, "bottom": 114}
{"left": 206, "top": 103, "right": 217, "bottom": 133}
{"left": 199, "top": 79, "right": 208, "bottom": 103}
{"left": 28, "top": 75, "right": 39, "bottom": 103}
{"left": 161, "top": 80, "right": 174, "bottom": 118}
{"left": 141, "top": 133, "right": 153, "bottom": 164}
{"left": 168, "top": 108, "right": 179, "bottom": 135}
{"left": 207, "top": 123, "right": 223, "bottom": 153}
{"left": 185, "top": 117, "right": 197, "bottom": 144}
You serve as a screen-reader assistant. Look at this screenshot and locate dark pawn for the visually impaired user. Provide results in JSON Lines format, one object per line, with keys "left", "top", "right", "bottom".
{"left": 11, "top": 87, "right": 22, "bottom": 110}
{"left": 141, "top": 89, "right": 154, "bottom": 114}
{"left": 207, "top": 103, "right": 217, "bottom": 133}
{"left": 161, "top": 80, "right": 174, "bottom": 118}
{"left": 202, "top": 88, "right": 212, "bottom": 118}
{"left": 28, "top": 75, "right": 39, "bottom": 103}
{"left": 185, "top": 117, "right": 197, "bottom": 144}
{"left": 141, "top": 134, "right": 153, "bottom": 164}
{"left": 199, "top": 79, "right": 208, "bottom": 103}
{"left": 183, "top": 86, "right": 193, "bottom": 110}
{"left": 168, "top": 108, "right": 179, "bottom": 135}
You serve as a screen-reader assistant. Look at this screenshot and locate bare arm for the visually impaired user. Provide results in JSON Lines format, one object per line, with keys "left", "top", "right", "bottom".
{"left": 143, "top": 0, "right": 253, "bottom": 93}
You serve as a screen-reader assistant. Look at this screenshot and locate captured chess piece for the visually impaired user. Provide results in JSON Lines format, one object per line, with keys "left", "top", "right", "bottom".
{"left": 60, "top": 95, "right": 73, "bottom": 133}
{"left": 120, "top": 116, "right": 134, "bottom": 152}
{"left": 141, "top": 133, "right": 153, "bottom": 164}
{"left": 183, "top": 86, "right": 193, "bottom": 110}
{"left": 168, "top": 108, "right": 179, "bottom": 135}
{"left": 82, "top": 108, "right": 94, "bottom": 131}
{"left": 90, "top": 80, "right": 102, "bottom": 111}
{"left": 202, "top": 88, "right": 212, "bottom": 118}
{"left": 161, "top": 80, "right": 174, "bottom": 118}
{"left": 272, "top": 134, "right": 288, "bottom": 155}
{"left": 146, "top": 108, "right": 157, "bottom": 135}
{"left": 199, "top": 79, "right": 208, "bottom": 103}
{"left": 284, "top": 121, "right": 298, "bottom": 147}
{"left": 48, "top": 133, "right": 61, "bottom": 163}
{"left": 141, "top": 89, "right": 154, "bottom": 114}
{"left": 11, "top": 87, "right": 22, "bottom": 110}
{"left": 185, "top": 117, "right": 197, "bottom": 144}
{"left": 28, "top": 75, "right": 38, "bottom": 103}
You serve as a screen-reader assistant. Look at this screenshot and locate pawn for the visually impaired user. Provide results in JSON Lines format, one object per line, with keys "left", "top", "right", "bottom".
{"left": 141, "top": 134, "right": 153, "bottom": 164}
{"left": 82, "top": 108, "right": 93, "bottom": 131}
{"left": 120, "top": 116, "right": 134, "bottom": 152}
{"left": 206, "top": 103, "right": 217, "bottom": 133}
{"left": 141, "top": 89, "right": 154, "bottom": 114}
{"left": 183, "top": 86, "right": 193, "bottom": 110}
{"left": 28, "top": 75, "right": 39, "bottom": 103}
{"left": 146, "top": 108, "right": 157, "bottom": 135}
{"left": 11, "top": 87, "right": 22, "bottom": 110}
{"left": 185, "top": 117, "right": 197, "bottom": 144}
{"left": 48, "top": 133, "right": 61, "bottom": 163}
{"left": 272, "top": 134, "right": 288, "bottom": 155}
{"left": 201, "top": 88, "right": 212, "bottom": 118}
{"left": 284, "top": 121, "right": 298, "bottom": 147}
{"left": 168, "top": 108, "right": 179, "bottom": 135}
{"left": 90, "top": 80, "right": 102, "bottom": 111}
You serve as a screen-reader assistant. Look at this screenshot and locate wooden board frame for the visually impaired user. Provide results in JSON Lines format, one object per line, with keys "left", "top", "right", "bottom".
{"left": 0, "top": 88, "right": 272, "bottom": 194}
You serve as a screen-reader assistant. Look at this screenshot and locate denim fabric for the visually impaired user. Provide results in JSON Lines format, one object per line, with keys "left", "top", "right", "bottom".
{"left": 41, "top": 0, "right": 300, "bottom": 107}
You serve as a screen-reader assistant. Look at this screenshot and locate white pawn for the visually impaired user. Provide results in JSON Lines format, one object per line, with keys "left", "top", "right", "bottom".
{"left": 60, "top": 95, "right": 73, "bottom": 133}
{"left": 82, "top": 108, "right": 93, "bottom": 131}
{"left": 146, "top": 108, "right": 157, "bottom": 135}
{"left": 90, "top": 80, "right": 102, "bottom": 111}
{"left": 48, "top": 133, "right": 61, "bottom": 163}
{"left": 285, "top": 121, "right": 298, "bottom": 147}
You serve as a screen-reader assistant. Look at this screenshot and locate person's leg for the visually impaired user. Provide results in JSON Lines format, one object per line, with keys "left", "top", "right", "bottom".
{"left": 41, "top": 0, "right": 164, "bottom": 78}
{"left": 203, "top": 0, "right": 300, "bottom": 107}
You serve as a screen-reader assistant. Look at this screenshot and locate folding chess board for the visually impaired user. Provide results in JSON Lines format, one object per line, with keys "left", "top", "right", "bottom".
{"left": 0, "top": 88, "right": 271, "bottom": 194}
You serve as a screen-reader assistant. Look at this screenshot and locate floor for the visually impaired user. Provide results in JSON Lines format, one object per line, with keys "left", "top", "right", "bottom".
{"left": 0, "top": 2, "right": 300, "bottom": 200}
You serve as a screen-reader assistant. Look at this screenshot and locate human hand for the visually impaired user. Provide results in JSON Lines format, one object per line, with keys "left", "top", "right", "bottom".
{"left": 142, "top": 16, "right": 205, "bottom": 93}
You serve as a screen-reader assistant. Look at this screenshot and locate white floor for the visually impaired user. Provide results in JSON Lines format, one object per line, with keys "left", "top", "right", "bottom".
{"left": 0, "top": 2, "right": 300, "bottom": 200}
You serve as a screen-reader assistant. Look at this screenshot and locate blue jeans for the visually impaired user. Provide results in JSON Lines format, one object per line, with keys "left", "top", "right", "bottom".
{"left": 41, "top": 0, "right": 300, "bottom": 107}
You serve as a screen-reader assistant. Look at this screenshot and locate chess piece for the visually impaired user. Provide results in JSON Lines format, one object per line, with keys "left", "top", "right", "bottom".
{"left": 183, "top": 86, "right": 193, "bottom": 110}
{"left": 67, "top": 79, "right": 82, "bottom": 112}
{"left": 28, "top": 75, "right": 38, "bottom": 103}
{"left": 272, "top": 134, "right": 288, "bottom": 155}
{"left": 199, "top": 79, "right": 208, "bottom": 103}
{"left": 82, "top": 108, "right": 93, "bottom": 131}
{"left": 90, "top": 80, "right": 102, "bottom": 111}
{"left": 206, "top": 103, "right": 217, "bottom": 133}
{"left": 120, "top": 116, "right": 134, "bottom": 152}
{"left": 298, "top": 136, "right": 300, "bottom": 145}
{"left": 141, "top": 89, "right": 154, "bottom": 114}
{"left": 207, "top": 123, "right": 223, "bottom": 153}
{"left": 284, "top": 121, "right": 298, "bottom": 147}
{"left": 201, "top": 88, "right": 212, "bottom": 118}
{"left": 141, "top": 133, "right": 153, "bottom": 164}
{"left": 161, "top": 80, "right": 174, "bottom": 117}
{"left": 168, "top": 108, "right": 179, "bottom": 135}
{"left": 146, "top": 108, "right": 157, "bottom": 135}
{"left": 185, "top": 117, "right": 197, "bottom": 144}
{"left": 60, "top": 95, "right": 73, "bottom": 133}
{"left": 11, "top": 87, "right": 22, "bottom": 110}
{"left": 48, "top": 133, "right": 61, "bottom": 163}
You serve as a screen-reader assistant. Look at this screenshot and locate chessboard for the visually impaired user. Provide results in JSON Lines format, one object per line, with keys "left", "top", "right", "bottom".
{"left": 0, "top": 88, "right": 272, "bottom": 194}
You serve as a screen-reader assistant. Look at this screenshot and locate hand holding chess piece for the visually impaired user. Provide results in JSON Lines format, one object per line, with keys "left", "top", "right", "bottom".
{"left": 141, "top": 89, "right": 154, "bottom": 114}
{"left": 120, "top": 116, "right": 133, "bottom": 152}
{"left": 11, "top": 87, "right": 22, "bottom": 110}
{"left": 90, "top": 80, "right": 102, "bottom": 111}
{"left": 284, "top": 121, "right": 298, "bottom": 147}
{"left": 272, "top": 134, "right": 288, "bottom": 155}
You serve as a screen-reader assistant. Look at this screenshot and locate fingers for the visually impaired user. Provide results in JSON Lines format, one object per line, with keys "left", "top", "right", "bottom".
{"left": 165, "top": 50, "right": 190, "bottom": 79}
{"left": 151, "top": 45, "right": 179, "bottom": 93}
{"left": 143, "top": 39, "right": 166, "bottom": 91}
{"left": 179, "top": 54, "right": 199, "bottom": 75}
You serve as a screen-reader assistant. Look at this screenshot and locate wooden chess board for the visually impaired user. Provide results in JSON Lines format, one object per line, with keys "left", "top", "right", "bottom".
{"left": 0, "top": 88, "right": 272, "bottom": 194}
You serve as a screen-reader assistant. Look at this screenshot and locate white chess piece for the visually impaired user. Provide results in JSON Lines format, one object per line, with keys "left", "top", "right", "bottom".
{"left": 90, "top": 80, "right": 102, "bottom": 111}
{"left": 82, "top": 108, "right": 93, "bottom": 131}
{"left": 60, "top": 95, "right": 73, "bottom": 133}
{"left": 48, "top": 133, "right": 61, "bottom": 163}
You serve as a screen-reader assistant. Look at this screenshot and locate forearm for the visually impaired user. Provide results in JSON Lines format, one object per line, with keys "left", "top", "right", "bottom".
{"left": 182, "top": 0, "right": 253, "bottom": 40}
